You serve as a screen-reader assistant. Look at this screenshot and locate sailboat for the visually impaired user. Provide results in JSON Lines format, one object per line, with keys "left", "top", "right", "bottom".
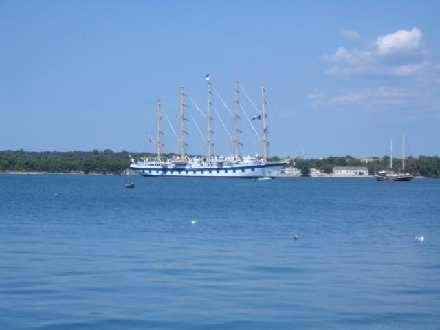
{"left": 125, "top": 168, "right": 135, "bottom": 188}
{"left": 129, "top": 77, "right": 303, "bottom": 179}
{"left": 375, "top": 134, "right": 414, "bottom": 181}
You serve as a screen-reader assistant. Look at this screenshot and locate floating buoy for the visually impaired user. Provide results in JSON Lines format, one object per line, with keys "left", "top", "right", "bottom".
{"left": 191, "top": 220, "right": 197, "bottom": 225}
{"left": 293, "top": 235, "right": 298, "bottom": 241}
{"left": 414, "top": 236, "right": 424, "bottom": 242}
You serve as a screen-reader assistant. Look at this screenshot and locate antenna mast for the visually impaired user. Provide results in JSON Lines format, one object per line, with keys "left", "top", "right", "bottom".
{"left": 206, "top": 75, "right": 213, "bottom": 159}
{"left": 261, "top": 84, "right": 268, "bottom": 162}
{"left": 233, "top": 79, "right": 241, "bottom": 157}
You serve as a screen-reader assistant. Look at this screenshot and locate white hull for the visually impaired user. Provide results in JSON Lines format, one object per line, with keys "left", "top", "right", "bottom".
{"left": 129, "top": 78, "right": 302, "bottom": 180}
{"left": 129, "top": 161, "right": 285, "bottom": 179}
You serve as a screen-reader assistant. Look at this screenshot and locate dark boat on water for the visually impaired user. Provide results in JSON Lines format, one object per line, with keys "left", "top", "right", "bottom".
{"left": 375, "top": 171, "right": 413, "bottom": 181}
{"left": 375, "top": 134, "right": 414, "bottom": 182}
{"left": 125, "top": 168, "right": 135, "bottom": 188}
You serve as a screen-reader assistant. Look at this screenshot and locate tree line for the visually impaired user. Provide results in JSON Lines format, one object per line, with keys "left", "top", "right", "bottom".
{"left": 0, "top": 149, "right": 138, "bottom": 174}
{"left": 1, "top": 150, "right": 439, "bottom": 177}
{"left": 294, "top": 155, "right": 440, "bottom": 178}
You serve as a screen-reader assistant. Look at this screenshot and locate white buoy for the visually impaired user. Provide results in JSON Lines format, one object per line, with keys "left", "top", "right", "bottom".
{"left": 414, "top": 236, "right": 424, "bottom": 242}
{"left": 191, "top": 220, "right": 197, "bottom": 225}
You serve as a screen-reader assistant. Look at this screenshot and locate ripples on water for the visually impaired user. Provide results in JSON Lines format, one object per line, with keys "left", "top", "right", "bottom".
{"left": 0, "top": 175, "right": 439, "bottom": 329}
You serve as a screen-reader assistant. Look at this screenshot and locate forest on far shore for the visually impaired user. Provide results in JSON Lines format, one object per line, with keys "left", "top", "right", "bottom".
{"left": 1, "top": 150, "right": 439, "bottom": 178}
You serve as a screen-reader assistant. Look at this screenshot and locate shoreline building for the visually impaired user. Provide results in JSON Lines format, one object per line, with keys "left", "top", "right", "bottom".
{"left": 333, "top": 166, "right": 369, "bottom": 177}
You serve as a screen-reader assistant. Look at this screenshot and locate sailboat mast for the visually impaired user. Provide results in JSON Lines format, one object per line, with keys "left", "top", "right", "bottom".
{"left": 206, "top": 75, "right": 213, "bottom": 159}
{"left": 390, "top": 138, "right": 393, "bottom": 169}
{"left": 179, "top": 86, "right": 186, "bottom": 158}
{"left": 261, "top": 84, "right": 268, "bottom": 162}
{"left": 402, "top": 133, "right": 405, "bottom": 171}
{"left": 233, "top": 79, "right": 241, "bottom": 157}
{"left": 156, "top": 99, "right": 162, "bottom": 160}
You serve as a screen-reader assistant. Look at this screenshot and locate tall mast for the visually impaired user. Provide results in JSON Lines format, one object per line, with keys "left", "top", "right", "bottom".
{"left": 179, "top": 86, "right": 187, "bottom": 158}
{"left": 156, "top": 99, "right": 162, "bottom": 160}
{"left": 402, "top": 133, "right": 405, "bottom": 171}
{"left": 261, "top": 84, "right": 268, "bottom": 162}
{"left": 233, "top": 79, "right": 241, "bottom": 157}
{"left": 390, "top": 138, "right": 393, "bottom": 169}
{"left": 206, "top": 75, "right": 213, "bottom": 159}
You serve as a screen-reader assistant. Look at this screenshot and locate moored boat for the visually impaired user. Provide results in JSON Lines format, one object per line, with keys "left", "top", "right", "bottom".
{"left": 125, "top": 182, "right": 135, "bottom": 188}
{"left": 375, "top": 171, "right": 414, "bottom": 181}
{"left": 375, "top": 134, "right": 414, "bottom": 182}
{"left": 129, "top": 77, "right": 303, "bottom": 179}
{"left": 124, "top": 168, "right": 135, "bottom": 188}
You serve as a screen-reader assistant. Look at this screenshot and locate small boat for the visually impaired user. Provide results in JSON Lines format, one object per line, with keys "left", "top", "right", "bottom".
{"left": 374, "top": 174, "right": 386, "bottom": 181}
{"left": 124, "top": 168, "right": 135, "bottom": 188}
{"left": 254, "top": 177, "right": 273, "bottom": 181}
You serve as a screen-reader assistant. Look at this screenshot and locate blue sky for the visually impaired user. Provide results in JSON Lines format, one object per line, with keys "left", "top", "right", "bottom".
{"left": 1, "top": 0, "right": 439, "bottom": 159}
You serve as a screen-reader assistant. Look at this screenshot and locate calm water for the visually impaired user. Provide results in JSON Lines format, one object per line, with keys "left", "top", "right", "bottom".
{"left": 1, "top": 174, "right": 439, "bottom": 330}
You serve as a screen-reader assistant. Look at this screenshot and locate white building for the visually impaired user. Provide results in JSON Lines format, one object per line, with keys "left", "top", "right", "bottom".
{"left": 333, "top": 166, "right": 369, "bottom": 177}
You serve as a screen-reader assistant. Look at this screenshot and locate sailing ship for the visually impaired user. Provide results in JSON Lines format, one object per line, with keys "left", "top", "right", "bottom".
{"left": 129, "top": 77, "right": 303, "bottom": 179}
{"left": 375, "top": 134, "right": 414, "bottom": 181}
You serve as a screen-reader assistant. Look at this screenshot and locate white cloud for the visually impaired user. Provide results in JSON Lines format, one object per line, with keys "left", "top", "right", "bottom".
{"left": 341, "top": 30, "right": 360, "bottom": 42}
{"left": 376, "top": 28, "right": 422, "bottom": 56}
{"left": 322, "top": 47, "right": 373, "bottom": 65}
{"left": 332, "top": 92, "right": 364, "bottom": 104}
{"left": 372, "top": 86, "right": 415, "bottom": 105}
{"left": 306, "top": 89, "right": 327, "bottom": 107}
{"left": 313, "top": 28, "right": 440, "bottom": 120}
{"left": 391, "top": 61, "right": 427, "bottom": 76}
{"left": 314, "top": 86, "right": 416, "bottom": 108}
{"left": 321, "top": 28, "right": 427, "bottom": 77}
